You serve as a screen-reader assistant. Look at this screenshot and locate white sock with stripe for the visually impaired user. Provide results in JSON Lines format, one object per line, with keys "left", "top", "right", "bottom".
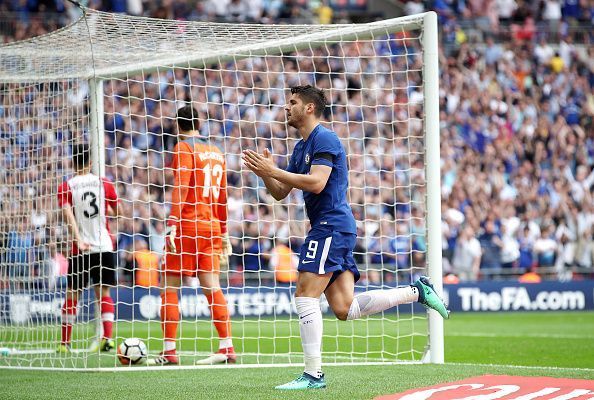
{"left": 346, "top": 286, "right": 419, "bottom": 320}
{"left": 295, "top": 296, "right": 323, "bottom": 379}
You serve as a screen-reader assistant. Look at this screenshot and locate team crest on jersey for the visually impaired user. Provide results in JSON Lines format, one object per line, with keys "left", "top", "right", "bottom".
{"left": 305, "top": 153, "right": 310, "bottom": 164}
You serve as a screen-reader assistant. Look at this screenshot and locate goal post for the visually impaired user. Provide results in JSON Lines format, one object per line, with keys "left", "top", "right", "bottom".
{"left": 422, "top": 11, "right": 444, "bottom": 364}
{"left": 0, "top": 9, "right": 443, "bottom": 370}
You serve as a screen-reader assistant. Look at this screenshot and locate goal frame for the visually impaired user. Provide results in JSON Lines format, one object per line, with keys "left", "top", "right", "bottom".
{"left": 85, "top": 11, "right": 443, "bottom": 364}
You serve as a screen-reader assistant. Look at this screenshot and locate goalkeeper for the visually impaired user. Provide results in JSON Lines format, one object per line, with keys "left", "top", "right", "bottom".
{"left": 243, "top": 85, "right": 450, "bottom": 390}
{"left": 149, "top": 105, "right": 235, "bottom": 366}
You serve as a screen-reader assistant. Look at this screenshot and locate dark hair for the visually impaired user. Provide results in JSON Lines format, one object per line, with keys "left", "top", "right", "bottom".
{"left": 290, "top": 85, "right": 326, "bottom": 117}
{"left": 176, "top": 105, "right": 200, "bottom": 132}
{"left": 72, "top": 143, "right": 90, "bottom": 170}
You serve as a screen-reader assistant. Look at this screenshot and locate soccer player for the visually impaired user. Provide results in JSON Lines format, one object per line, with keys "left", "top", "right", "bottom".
{"left": 243, "top": 85, "right": 450, "bottom": 390}
{"left": 57, "top": 143, "right": 119, "bottom": 353}
{"left": 150, "top": 105, "right": 234, "bottom": 366}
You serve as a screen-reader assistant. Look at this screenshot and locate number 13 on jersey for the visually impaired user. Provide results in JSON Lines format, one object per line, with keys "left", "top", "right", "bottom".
{"left": 202, "top": 163, "right": 224, "bottom": 200}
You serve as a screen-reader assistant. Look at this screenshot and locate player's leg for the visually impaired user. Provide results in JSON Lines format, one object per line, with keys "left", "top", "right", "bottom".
{"left": 278, "top": 230, "right": 345, "bottom": 389}
{"left": 59, "top": 254, "right": 87, "bottom": 352}
{"left": 195, "top": 235, "right": 236, "bottom": 364}
{"left": 91, "top": 252, "right": 116, "bottom": 352}
{"left": 275, "top": 271, "right": 330, "bottom": 390}
{"left": 150, "top": 272, "right": 182, "bottom": 365}
{"left": 326, "top": 270, "right": 420, "bottom": 321}
{"left": 325, "top": 238, "right": 449, "bottom": 320}
{"left": 59, "top": 288, "right": 80, "bottom": 352}
{"left": 195, "top": 271, "right": 235, "bottom": 364}
{"left": 149, "top": 235, "right": 193, "bottom": 365}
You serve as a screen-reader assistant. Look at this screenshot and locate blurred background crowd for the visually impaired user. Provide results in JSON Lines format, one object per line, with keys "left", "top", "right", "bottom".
{"left": 0, "top": 0, "right": 593, "bottom": 290}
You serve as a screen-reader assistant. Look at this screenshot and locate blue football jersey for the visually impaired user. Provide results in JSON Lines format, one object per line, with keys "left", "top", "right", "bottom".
{"left": 286, "top": 124, "right": 356, "bottom": 234}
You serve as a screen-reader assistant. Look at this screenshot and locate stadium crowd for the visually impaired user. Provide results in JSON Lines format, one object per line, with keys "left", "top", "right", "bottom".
{"left": 0, "top": 0, "right": 593, "bottom": 289}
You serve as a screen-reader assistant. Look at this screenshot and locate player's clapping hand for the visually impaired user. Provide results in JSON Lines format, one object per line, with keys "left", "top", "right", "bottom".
{"left": 242, "top": 149, "right": 276, "bottom": 178}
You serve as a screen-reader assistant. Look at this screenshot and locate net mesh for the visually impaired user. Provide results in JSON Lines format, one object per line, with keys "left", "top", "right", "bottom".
{"left": 0, "top": 8, "right": 432, "bottom": 370}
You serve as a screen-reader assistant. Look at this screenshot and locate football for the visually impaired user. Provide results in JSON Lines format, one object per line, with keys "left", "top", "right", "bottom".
{"left": 117, "top": 338, "right": 147, "bottom": 365}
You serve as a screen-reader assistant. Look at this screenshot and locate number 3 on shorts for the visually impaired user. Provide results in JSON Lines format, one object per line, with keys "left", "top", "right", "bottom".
{"left": 305, "top": 240, "right": 318, "bottom": 259}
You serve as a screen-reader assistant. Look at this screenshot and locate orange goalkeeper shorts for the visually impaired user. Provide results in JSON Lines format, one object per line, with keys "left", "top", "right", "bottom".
{"left": 163, "top": 233, "right": 223, "bottom": 276}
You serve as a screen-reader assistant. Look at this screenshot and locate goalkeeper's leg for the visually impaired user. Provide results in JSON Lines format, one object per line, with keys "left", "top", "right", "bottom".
{"left": 195, "top": 242, "right": 235, "bottom": 365}
{"left": 148, "top": 273, "right": 181, "bottom": 366}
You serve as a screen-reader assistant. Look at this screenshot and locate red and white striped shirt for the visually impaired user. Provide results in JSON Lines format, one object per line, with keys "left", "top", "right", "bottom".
{"left": 57, "top": 174, "right": 118, "bottom": 255}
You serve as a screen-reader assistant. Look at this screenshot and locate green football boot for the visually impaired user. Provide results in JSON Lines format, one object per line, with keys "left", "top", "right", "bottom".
{"left": 100, "top": 338, "right": 115, "bottom": 352}
{"left": 275, "top": 373, "right": 327, "bottom": 390}
{"left": 56, "top": 344, "right": 71, "bottom": 354}
{"left": 414, "top": 276, "right": 450, "bottom": 319}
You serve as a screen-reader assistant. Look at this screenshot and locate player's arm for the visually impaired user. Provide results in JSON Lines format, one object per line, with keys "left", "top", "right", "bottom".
{"left": 261, "top": 175, "right": 293, "bottom": 201}
{"left": 57, "top": 182, "right": 90, "bottom": 251}
{"left": 243, "top": 149, "right": 331, "bottom": 195}
{"left": 61, "top": 207, "right": 89, "bottom": 251}
{"left": 244, "top": 149, "right": 293, "bottom": 201}
{"left": 103, "top": 178, "right": 121, "bottom": 217}
{"left": 217, "top": 161, "right": 233, "bottom": 258}
{"left": 270, "top": 165, "right": 331, "bottom": 195}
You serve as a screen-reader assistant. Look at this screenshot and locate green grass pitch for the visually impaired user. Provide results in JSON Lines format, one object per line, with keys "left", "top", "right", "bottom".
{"left": 1, "top": 311, "right": 593, "bottom": 399}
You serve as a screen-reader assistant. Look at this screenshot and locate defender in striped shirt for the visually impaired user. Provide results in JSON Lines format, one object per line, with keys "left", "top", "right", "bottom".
{"left": 57, "top": 143, "right": 120, "bottom": 353}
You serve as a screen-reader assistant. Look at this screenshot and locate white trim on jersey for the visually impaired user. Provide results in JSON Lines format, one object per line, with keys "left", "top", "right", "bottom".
{"left": 67, "top": 174, "right": 114, "bottom": 253}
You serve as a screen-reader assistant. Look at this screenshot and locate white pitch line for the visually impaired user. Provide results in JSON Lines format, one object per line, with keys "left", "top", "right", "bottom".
{"left": 446, "top": 332, "right": 593, "bottom": 340}
{"left": 0, "top": 361, "right": 422, "bottom": 372}
{"left": 0, "top": 361, "right": 591, "bottom": 373}
{"left": 447, "top": 362, "right": 594, "bottom": 373}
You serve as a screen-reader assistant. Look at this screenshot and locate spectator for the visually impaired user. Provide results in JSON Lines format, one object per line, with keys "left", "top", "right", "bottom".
{"left": 4, "top": 219, "right": 34, "bottom": 286}
{"left": 534, "top": 36, "right": 554, "bottom": 65}
{"left": 122, "top": 238, "right": 160, "bottom": 288}
{"left": 404, "top": 0, "right": 425, "bottom": 16}
{"left": 497, "top": 0, "right": 518, "bottom": 23}
{"left": 270, "top": 239, "right": 298, "bottom": 284}
{"left": 517, "top": 226, "right": 536, "bottom": 271}
{"left": 500, "top": 224, "right": 520, "bottom": 269}
{"left": 550, "top": 51, "right": 565, "bottom": 72}
{"left": 484, "top": 36, "right": 504, "bottom": 65}
{"left": 533, "top": 225, "right": 558, "bottom": 267}
{"left": 451, "top": 225, "right": 482, "bottom": 281}
{"left": 227, "top": 0, "right": 249, "bottom": 22}
{"left": 478, "top": 220, "right": 503, "bottom": 271}
{"left": 241, "top": 223, "right": 271, "bottom": 273}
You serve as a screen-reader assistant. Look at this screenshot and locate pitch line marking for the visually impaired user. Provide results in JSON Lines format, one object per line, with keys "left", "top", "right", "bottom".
{"left": 447, "top": 362, "right": 594, "bottom": 373}
{"left": 446, "top": 332, "right": 592, "bottom": 339}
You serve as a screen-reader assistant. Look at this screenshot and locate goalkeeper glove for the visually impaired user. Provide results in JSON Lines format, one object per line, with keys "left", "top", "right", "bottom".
{"left": 165, "top": 218, "right": 178, "bottom": 253}
{"left": 220, "top": 233, "right": 232, "bottom": 268}
{"left": 222, "top": 233, "right": 232, "bottom": 257}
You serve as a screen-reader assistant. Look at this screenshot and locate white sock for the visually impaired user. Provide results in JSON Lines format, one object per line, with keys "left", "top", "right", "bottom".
{"left": 164, "top": 340, "right": 176, "bottom": 352}
{"left": 219, "top": 338, "right": 233, "bottom": 350}
{"left": 295, "top": 296, "right": 323, "bottom": 379}
{"left": 347, "top": 286, "right": 419, "bottom": 320}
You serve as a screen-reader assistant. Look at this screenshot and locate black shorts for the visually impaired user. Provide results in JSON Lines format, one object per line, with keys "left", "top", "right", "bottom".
{"left": 68, "top": 252, "right": 116, "bottom": 290}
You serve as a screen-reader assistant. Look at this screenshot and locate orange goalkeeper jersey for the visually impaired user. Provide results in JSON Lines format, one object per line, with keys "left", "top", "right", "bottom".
{"left": 168, "top": 136, "right": 228, "bottom": 235}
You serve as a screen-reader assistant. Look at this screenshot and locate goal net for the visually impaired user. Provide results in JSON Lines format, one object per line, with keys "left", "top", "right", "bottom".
{"left": 0, "top": 9, "right": 442, "bottom": 370}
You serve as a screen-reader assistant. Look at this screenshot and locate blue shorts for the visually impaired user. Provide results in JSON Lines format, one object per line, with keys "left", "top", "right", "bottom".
{"left": 298, "top": 230, "right": 360, "bottom": 285}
